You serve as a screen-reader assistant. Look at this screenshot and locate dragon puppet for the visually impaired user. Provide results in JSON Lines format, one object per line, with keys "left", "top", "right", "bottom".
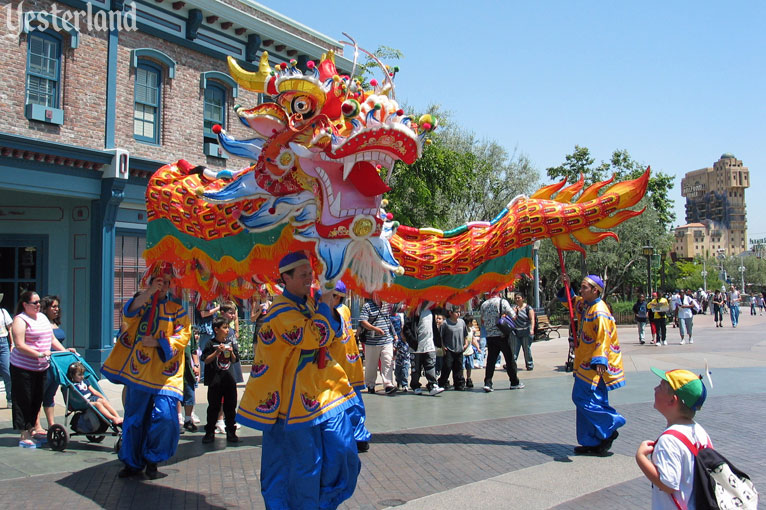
{"left": 143, "top": 46, "right": 650, "bottom": 306}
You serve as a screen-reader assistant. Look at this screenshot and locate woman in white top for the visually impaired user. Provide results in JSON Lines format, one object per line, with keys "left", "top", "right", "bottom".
{"left": 0, "top": 294, "right": 14, "bottom": 406}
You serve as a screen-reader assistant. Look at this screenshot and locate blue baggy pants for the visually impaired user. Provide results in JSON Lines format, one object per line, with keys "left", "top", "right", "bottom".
{"left": 260, "top": 411, "right": 360, "bottom": 510}
{"left": 571, "top": 377, "right": 626, "bottom": 447}
{"left": 119, "top": 386, "right": 180, "bottom": 470}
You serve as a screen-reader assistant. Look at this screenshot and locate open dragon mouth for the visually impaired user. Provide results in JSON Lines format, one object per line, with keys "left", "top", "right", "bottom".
{"left": 314, "top": 162, "right": 380, "bottom": 219}
{"left": 319, "top": 150, "right": 394, "bottom": 197}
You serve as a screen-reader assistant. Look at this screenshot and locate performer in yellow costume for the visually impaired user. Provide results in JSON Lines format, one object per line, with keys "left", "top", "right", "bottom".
{"left": 330, "top": 280, "right": 371, "bottom": 453}
{"left": 101, "top": 269, "right": 190, "bottom": 478}
{"left": 561, "top": 275, "right": 626, "bottom": 456}
{"left": 237, "top": 252, "right": 360, "bottom": 510}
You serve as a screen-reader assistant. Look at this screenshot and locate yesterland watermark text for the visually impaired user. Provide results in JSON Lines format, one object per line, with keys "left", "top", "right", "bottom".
{"left": 5, "top": 1, "right": 138, "bottom": 34}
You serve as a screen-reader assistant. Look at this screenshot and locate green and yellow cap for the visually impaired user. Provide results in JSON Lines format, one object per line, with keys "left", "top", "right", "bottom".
{"left": 651, "top": 367, "right": 707, "bottom": 411}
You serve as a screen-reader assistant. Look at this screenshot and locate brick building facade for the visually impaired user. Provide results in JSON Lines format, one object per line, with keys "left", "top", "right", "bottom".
{"left": 0, "top": 0, "right": 351, "bottom": 363}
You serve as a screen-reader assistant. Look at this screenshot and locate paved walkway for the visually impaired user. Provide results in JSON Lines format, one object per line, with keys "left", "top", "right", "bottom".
{"left": 0, "top": 312, "right": 764, "bottom": 509}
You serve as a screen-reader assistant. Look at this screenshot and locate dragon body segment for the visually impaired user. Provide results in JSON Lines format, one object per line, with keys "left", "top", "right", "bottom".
{"left": 143, "top": 48, "right": 650, "bottom": 305}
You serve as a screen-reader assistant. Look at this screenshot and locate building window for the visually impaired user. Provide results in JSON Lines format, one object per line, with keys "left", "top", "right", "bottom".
{"left": 203, "top": 83, "right": 226, "bottom": 139}
{"left": 114, "top": 233, "right": 146, "bottom": 333}
{"left": 26, "top": 33, "right": 60, "bottom": 108}
{"left": 0, "top": 236, "right": 47, "bottom": 312}
{"left": 134, "top": 62, "right": 161, "bottom": 143}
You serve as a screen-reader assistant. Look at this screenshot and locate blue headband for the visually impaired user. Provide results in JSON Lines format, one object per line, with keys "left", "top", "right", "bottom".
{"left": 584, "top": 275, "right": 605, "bottom": 292}
{"left": 279, "top": 252, "right": 310, "bottom": 273}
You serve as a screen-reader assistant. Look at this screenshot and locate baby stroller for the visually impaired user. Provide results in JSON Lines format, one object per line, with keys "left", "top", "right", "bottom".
{"left": 46, "top": 351, "right": 122, "bottom": 452}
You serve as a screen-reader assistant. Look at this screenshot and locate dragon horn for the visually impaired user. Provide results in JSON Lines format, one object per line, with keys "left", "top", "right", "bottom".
{"left": 227, "top": 53, "right": 272, "bottom": 93}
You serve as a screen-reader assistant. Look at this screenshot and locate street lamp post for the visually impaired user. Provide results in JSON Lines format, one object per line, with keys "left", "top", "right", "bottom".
{"left": 717, "top": 250, "right": 727, "bottom": 290}
{"left": 642, "top": 245, "right": 654, "bottom": 296}
{"left": 738, "top": 265, "right": 745, "bottom": 294}
{"left": 533, "top": 240, "right": 541, "bottom": 310}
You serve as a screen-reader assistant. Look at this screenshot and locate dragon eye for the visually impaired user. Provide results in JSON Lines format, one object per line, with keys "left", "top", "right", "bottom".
{"left": 290, "top": 95, "right": 314, "bottom": 116}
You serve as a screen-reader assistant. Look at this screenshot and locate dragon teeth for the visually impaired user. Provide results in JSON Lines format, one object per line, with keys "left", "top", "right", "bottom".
{"left": 330, "top": 190, "right": 342, "bottom": 216}
{"left": 343, "top": 160, "right": 355, "bottom": 181}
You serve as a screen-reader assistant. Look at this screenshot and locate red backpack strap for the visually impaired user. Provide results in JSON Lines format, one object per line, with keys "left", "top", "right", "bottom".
{"left": 662, "top": 429, "right": 699, "bottom": 455}
{"left": 662, "top": 430, "right": 703, "bottom": 510}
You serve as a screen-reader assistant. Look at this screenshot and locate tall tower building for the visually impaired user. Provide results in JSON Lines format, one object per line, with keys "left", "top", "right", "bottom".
{"left": 677, "top": 153, "right": 750, "bottom": 258}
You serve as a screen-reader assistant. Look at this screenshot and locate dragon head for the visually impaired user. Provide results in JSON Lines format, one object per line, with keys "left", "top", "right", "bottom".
{"left": 197, "top": 49, "right": 434, "bottom": 291}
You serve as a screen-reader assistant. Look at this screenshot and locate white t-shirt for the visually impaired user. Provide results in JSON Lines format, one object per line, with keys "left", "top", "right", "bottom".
{"left": 651, "top": 422, "right": 711, "bottom": 510}
{"left": 677, "top": 296, "right": 693, "bottom": 320}
{"left": 670, "top": 294, "right": 682, "bottom": 312}
{"left": 0, "top": 308, "right": 12, "bottom": 337}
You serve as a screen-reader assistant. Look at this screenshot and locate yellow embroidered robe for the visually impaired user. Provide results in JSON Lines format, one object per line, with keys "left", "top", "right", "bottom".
{"left": 237, "top": 292, "right": 356, "bottom": 430}
{"left": 101, "top": 296, "right": 191, "bottom": 398}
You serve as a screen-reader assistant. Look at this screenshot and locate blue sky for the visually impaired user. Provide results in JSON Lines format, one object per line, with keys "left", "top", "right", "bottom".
{"left": 265, "top": 1, "right": 766, "bottom": 239}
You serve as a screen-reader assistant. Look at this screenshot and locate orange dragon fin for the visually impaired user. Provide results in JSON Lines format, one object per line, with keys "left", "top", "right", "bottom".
{"left": 576, "top": 174, "right": 615, "bottom": 203}
{"left": 551, "top": 233, "right": 585, "bottom": 254}
{"left": 530, "top": 178, "right": 567, "bottom": 200}
{"left": 554, "top": 174, "right": 585, "bottom": 203}
{"left": 571, "top": 228, "right": 619, "bottom": 245}
{"left": 592, "top": 208, "right": 646, "bottom": 229}
{"left": 602, "top": 166, "right": 651, "bottom": 209}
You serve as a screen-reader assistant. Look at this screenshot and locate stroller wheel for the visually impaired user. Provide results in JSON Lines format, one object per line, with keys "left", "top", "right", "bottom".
{"left": 114, "top": 436, "right": 122, "bottom": 454}
{"left": 86, "top": 435, "right": 105, "bottom": 443}
{"left": 48, "top": 424, "right": 69, "bottom": 451}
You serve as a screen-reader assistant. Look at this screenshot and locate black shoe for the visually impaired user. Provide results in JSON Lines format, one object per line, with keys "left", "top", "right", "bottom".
{"left": 367, "top": 386, "right": 376, "bottom": 394}
{"left": 466, "top": 378, "right": 474, "bottom": 388}
{"left": 639, "top": 340, "right": 646, "bottom": 344}
{"left": 596, "top": 430, "right": 619, "bottom": 455}
{"left": 482, "top": 383, "right": 493, "bottom": 393}
{"left": 384, "top": 386, "right": 397, "bottom": 395}
{"left": 145, "top": 463, "right": 160, "bottom": 480}
{"left": 357, "top": 441, "right": 370, "bottom": 453}
{"left": 573, "top": 445, "right": 598, "bottom": 455}
{"left": 202, "top": 432, "right": 215, "bottom": 444}
{"left": 118, "top": 466, "right": 142, "bottom": 478}
{"left": 526, "top": 365, "right": 534, "bottom": 371}
{"left": 183, "top": 421, "right": 198, "bottom": 432}
{"left": 226, "top": 432, "right": 240, "bottom": 443}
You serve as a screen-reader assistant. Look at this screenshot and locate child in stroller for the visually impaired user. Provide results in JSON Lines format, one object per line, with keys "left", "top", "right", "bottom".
{"left": 44, "top": 351, "right": 123, "bottom": 451}
{"left": 68, "top": 362, "right": 123, "bottom": 425}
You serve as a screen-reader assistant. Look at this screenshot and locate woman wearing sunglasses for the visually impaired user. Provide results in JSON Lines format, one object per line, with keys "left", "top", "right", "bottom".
{"left": 10, "top": 291, "right": 69, "bottom": 448}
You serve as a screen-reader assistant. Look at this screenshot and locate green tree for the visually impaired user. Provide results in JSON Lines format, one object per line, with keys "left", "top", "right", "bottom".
{"left": 354, "top": 45, "right": 403, "bottom": 87}
{"left": 386, "top": 109, "right": 538, "bottom": 229}
{"left": 535, "top": 147, "right": 676, "bottom": 303}
{"left": 546, "top": 146, "right": 675, "bottom": 230}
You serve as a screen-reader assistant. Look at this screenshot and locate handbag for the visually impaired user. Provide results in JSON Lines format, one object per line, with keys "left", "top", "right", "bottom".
{"left": 496, "top": 299, "right": 515, "bottom": 337}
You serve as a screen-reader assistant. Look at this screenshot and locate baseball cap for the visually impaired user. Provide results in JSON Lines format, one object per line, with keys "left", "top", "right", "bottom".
{"left": 651, "top": 367, "right": 707, "bottom": 411}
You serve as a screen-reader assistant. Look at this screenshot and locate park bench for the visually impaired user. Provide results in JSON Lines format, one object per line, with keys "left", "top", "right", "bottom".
{"left": 534, "top": 314, "right": 563, "bottom": 341}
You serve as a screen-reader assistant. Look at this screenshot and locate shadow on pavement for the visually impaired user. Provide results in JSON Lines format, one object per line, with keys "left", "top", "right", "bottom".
{"left": 506, "top": 440, "right": 576, "bottom": 462}
{"left": 55, "top": 460, "right": 228, "bottom": 509}
{"left": 165, "top": 430, "right": 262, "bottom": 466}
{"left": 372, "top": 431, "right": 574, "bottom": 459}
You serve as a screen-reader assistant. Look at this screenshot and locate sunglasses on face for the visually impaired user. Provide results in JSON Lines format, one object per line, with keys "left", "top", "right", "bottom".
{"left": 27, "top": 301, "right": 40, "bottom": 305}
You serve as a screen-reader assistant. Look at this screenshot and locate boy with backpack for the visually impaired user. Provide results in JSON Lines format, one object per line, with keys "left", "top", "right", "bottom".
{"left": 636, "top": 368, "right": 757, "bottom": 509}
